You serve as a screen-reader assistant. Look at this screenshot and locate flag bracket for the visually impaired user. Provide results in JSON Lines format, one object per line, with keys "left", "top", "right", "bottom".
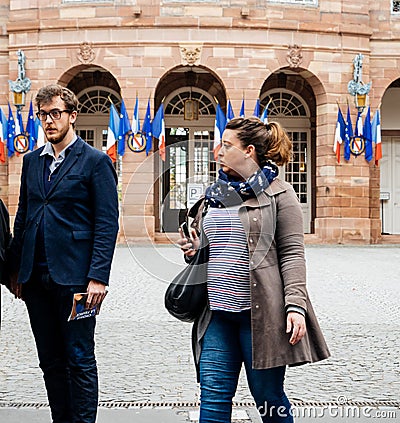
{"left": 347, "top": 53, "right": 371, "bottom": 114}
{"left": 8, "top": 50, "right": 31, "bottom": 111}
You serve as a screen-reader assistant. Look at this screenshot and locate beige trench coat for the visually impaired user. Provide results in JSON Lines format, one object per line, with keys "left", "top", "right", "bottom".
{"left": 190, "top": 178, "right": 330, "bottom": 379}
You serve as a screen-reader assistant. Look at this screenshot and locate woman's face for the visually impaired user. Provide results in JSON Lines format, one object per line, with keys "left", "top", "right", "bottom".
{"left": 218, "top": 129, "right": 257, "bottom": 180}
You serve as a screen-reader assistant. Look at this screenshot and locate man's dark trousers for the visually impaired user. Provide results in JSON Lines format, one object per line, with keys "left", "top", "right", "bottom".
{"left": 24, "top": 271, "right": 98, "bottom": 423}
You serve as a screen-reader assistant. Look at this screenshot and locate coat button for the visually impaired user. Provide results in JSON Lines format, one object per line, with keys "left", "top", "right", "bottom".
{"left": 249, "top": 238, "right": 254, "bottom": 243}
{"left": 255, "top": 304, "right": 260, "bottom": 309}
{"left": 253, "top": 283, "right": 257, "bottom": 287}
{"left": 253, "top": 217, "right": 257, "bottom": 222}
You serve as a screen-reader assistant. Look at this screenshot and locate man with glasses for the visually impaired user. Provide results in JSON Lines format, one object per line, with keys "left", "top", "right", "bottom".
{"left": 9, "top": 84, "right": 119, "bottom": 423}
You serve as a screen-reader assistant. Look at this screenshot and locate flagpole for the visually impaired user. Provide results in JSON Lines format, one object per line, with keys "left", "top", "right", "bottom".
{"left": 107, "top": 95, "right": 122, "bottom": 188}
{"left": 260, "top": 96, "right": 272, "bottom": 117}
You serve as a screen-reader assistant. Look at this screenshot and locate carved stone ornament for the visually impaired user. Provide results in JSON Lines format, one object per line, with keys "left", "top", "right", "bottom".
{"left": 347, "top": 53, "right": 372, "bottom": 97}
{"left": 77, "top": 42, "right": 95, "bottom": 64}
{"left": 9, "top": 49, "right": 31, "bottom": 96}
{"left": 287, "top": 44, "right": 303, "bottom": 68}
{"left": 180, "top": 44, "right": 202, "bottom": 66}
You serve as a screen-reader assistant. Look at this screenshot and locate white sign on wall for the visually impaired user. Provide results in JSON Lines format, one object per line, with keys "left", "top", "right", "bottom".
{"left": 187, "top": 184, "right": 204, "bottom": 208}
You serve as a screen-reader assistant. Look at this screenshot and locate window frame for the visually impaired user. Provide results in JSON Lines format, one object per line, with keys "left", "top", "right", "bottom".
{"left": 266, "top": 0, "right": 318, "bottom": 6}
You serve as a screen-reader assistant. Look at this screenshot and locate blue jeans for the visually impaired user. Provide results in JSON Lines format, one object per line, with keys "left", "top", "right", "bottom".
{"left": 23, "top": 271, "right": 98, "bottom": 423}
{"left": 199, "top": 310, "right": 293, "bottom": 423}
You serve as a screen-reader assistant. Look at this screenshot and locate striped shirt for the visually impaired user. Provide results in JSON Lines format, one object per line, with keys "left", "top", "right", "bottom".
{"left": 203, "top": 206, "right": 251, "bottom": 312}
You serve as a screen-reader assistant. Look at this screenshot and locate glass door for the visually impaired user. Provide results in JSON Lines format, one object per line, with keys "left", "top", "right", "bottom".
{"left": 76, "top": 127, "right": 108, "bottom": 152}
{"left": 285, "top": 130, "right": 311, "bottom": 233}
{"left": 161, "top": 128, "right": 189, "bottom": 232}
{"left": 161, "top": 127, "right": 215, "bottom": 232}
{"left": 380, "top": 136, "right": 400, "bottom": 234}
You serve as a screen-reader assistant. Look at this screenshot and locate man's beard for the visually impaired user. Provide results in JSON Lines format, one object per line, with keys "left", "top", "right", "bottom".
{"left": 45, "top": 125, "right": 69, "bottom": 145}
{"left": 47, "top": 137, "right": 64, "bottom": 145}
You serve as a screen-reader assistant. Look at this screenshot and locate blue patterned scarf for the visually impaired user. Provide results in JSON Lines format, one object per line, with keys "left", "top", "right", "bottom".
{"left": 204, "top": 162, "right": 278, "bottom": 209}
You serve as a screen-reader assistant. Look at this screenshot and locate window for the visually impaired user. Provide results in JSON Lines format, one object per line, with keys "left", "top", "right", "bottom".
{"left": 267, "top": 0, "right": 317, "bottom": 5}
{"left": 63, "top": 0, "right": 112, "bottom": 3}
{"left": 77, "top": 88, "right": 120, "bottom": 114}
{"left": 261, "top": 91, "right": 308, "bottom": 118}
{"left": 285, "top": 132, "right": 308, "bottom": 204}
{"left": 165, "top": 91, "right": 215, "bottom": 116}
{"left": 163, "top": 0, "right": 218, "bottom": 3}
{"left": 393, "top": 1, "right": 400, "bottom": 13}
{"left": 62, "top": 0, "right": 114, "bottom": 3}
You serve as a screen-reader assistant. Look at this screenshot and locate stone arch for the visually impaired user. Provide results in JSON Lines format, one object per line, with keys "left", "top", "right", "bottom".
{"left": 58, "top": 64, "right": 121, "bottom": 98}
{"left": 153, "top": 65, "right": 227, "bottom": 233}
{"left": 375, "top": 77, "right": 400, "bottom": 235}
{"left": 154, "top": 65, "right": 227, "bottom": 112}
{"left": 258, "top": 67, "right": 327, "bottom": 233}
{"left": 58, "top": 65, "right": 122, "bottom": 152}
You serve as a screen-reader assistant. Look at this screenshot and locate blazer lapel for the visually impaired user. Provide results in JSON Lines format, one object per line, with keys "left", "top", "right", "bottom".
{"left": 46, "top": 138, "right": 84, "bottom": 197}
{"left": 37, "top": 152, "right": 46, "bottom": 198}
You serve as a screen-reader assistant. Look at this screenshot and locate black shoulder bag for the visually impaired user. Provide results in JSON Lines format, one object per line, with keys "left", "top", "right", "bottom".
{"left": 164, "top": 233, "right": 209, "bottom": 323}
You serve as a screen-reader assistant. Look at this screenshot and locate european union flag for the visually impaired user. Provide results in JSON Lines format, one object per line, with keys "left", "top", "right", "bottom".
{"left": 7, "top": 103, "right": 16, "bottom": 157}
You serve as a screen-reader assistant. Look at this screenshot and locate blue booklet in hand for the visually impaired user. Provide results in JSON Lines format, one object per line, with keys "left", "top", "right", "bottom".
{"left": 68, "top": 292, "right": 107, "bottom": 321}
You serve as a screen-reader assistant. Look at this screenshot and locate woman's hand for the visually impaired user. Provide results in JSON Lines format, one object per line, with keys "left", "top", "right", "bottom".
{"left": 286, "top": 312, "right": 306, "bottom": 345}
{"left": 177, "top": 227, "right": 200, "bottom": 258}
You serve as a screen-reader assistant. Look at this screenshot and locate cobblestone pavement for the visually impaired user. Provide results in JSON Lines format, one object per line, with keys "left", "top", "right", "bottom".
{"left": 0, "top": 245, "right": 399, "bottom": 407}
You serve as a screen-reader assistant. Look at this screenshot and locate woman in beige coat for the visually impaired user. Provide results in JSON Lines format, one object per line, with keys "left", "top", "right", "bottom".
{"left": 178, "top": 117, "right": 330, "bottom": 423}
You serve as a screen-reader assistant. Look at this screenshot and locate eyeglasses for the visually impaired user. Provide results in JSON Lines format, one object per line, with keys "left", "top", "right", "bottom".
{"left": 36, "top": 109, "right": 73, "bottom": 121}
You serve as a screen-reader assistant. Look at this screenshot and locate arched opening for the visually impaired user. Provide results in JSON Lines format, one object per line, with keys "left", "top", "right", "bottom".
{"left": 154, "top": 66, "right": 226, "bottom": 233}
{"left": 259, "top": 69, "right": 317, "bottom": 233}
{"left": 380, "top": 79, "right": 400, "bottom": 234}
{"left": 59, "top": 65, "right": 122, "bottom": 152}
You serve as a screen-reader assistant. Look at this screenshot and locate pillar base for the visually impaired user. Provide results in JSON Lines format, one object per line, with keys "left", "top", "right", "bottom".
{"left": 314, "top": 218, "right": 380, "bottom": 244}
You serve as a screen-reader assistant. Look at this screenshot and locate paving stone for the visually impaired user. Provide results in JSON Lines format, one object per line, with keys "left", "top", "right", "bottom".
{"left": 0, "top": 245, "right": 399, "bottom": 409}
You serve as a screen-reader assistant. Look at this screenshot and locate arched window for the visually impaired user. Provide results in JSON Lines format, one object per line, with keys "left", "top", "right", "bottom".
{"left": 77, "top": 87, "right": 121, "bottom": 114}
{"left": 75, "top": 87, "right": 121, "bottom": 152}
{"left": 261, "top": 91, "right": 309, "bottom": 117}
{"left": 165, "top": 89, "right": 216, "bottom": 116}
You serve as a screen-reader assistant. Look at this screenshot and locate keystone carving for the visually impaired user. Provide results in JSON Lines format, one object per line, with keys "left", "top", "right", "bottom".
{"left": 287, "top": 44, "right": 303, "bottom": 68}
{"left": 77, "top": 42, "right": 95, "bottom": 64}
{"left": 180, "top": 44, "right": 202, "bottom": 66}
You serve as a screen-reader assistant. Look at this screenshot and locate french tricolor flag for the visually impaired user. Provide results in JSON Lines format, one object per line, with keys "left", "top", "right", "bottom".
{"left": 213, "top": 103, "right": 227, "bottom": 161}
{"left": 372, "top": 109, "right": 382, "bottom": 166}
{"left": 333, "top": 106, "right": 345, "bottom": 163}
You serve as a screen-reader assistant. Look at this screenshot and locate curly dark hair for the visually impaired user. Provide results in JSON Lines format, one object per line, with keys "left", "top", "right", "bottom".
{"left": 35, "top": 84, "right": 78, "bottom": 112}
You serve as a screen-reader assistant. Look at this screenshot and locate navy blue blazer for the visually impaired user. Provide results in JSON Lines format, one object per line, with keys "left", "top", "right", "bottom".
{"left": 11, "top": 137, "right": 119, "bottom": 286}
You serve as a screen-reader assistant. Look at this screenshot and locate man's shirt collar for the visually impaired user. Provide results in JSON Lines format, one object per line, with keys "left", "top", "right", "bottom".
{"left": 40, "top": 134, "right": 78, "bottom": 160}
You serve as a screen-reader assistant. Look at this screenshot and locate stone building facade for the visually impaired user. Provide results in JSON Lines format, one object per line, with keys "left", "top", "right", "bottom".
{"left": 1, "top": 0, "right": 400, "bottom": 244}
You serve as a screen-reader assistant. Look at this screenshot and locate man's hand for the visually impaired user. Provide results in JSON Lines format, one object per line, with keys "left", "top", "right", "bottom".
{"left": 9, "top": 272, "right": 23, "bottom": 299}
{"left": 286, "top": 311, "right": 306, "bottom": 345}
{"left": 86, "top": 280, "right": 107, "bottom": 309}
